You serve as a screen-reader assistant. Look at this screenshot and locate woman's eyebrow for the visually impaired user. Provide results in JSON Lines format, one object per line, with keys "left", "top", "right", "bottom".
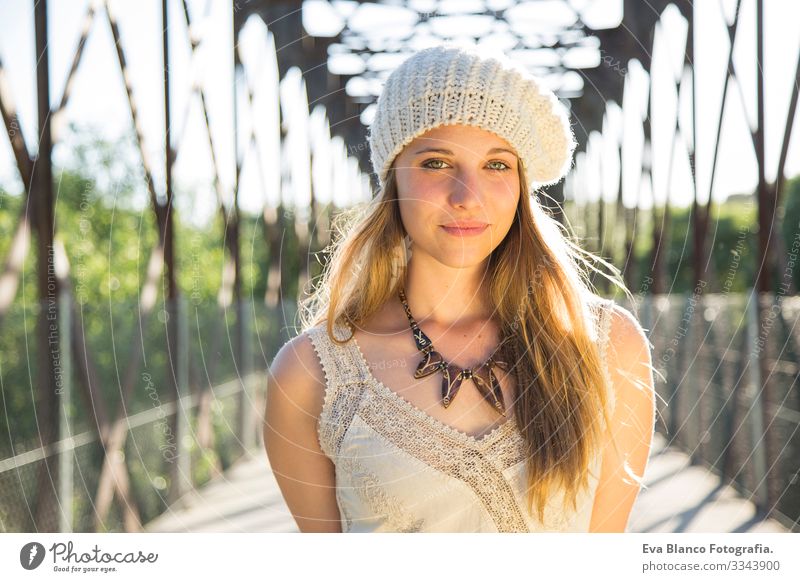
{"left": 412, "top": 147, "right": 516, "bottom": 156}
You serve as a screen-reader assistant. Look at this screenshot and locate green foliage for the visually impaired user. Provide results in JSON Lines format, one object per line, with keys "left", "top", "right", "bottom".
{"left": 708, "top": 198, "right": 757, "bottom": 293}
{"left": 0, "top": 129, "right": 280, "bottom": 532}
{"left": 563, "top": 184, "right": 800, "bottom": 296}
{"left": 781, "top": 175, "right": 800, "bottom": 291}
{"left": 633, "top": 200, "right": 760, "bottom": 294}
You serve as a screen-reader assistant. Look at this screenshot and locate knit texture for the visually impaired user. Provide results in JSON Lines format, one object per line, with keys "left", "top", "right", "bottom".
{"left": 368, "top": 44, "right": 577, "bottom": 189}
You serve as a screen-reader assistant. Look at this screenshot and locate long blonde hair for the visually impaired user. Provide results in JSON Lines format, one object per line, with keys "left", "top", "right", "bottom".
{"left": 299, "top": 162, "right": 632, "bottom": 521}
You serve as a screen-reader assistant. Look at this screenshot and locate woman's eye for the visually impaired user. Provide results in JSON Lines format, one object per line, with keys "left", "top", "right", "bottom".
{"left": 422, "top": 159, "right": 449, "bottom": 170}
{"left": 487, "top": 160, "right": 510, "bottom": 171}
{"left": 422, "top": 159, "right": 511, "bottom": 171}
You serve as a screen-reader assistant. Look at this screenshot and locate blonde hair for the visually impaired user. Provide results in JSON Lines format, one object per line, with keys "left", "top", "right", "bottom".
{"left": 299, "top": 163, "right": 632, "bottom": 521}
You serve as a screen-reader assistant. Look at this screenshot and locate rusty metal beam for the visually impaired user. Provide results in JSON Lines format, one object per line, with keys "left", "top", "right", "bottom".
{"left": 0, "top": 57, "right": 34, "bottom": 188}
{"left": 754, "top": 0, "right": 778, "bottom": 510}
{"left": 51, "top": 0, "right": 98, "bottom": 144}
{"left": 103, "top": 0, "right": 164, "bottom": 225}
{"left": 706, "top": 0, "right": 744, "bottom": 218}
{"left": 178, "top": 0, "right": 228, "bottom": 212}
{"left": 162, "top": 0, "right": 176, "bottom": 302}
{"left": 233, "top": 40, "right": 287, "bottom": 312}
{"left": 640, "top": 60, "right": 664, "bottom": 293}
{"left": 162, "top": 0, "right": 183, "bottom": 504}
{"left": 775, "top": 47, "right": 800, "bottom": 198}
{"left": 32, "top": 0, "right": 61, "bottom": 532}
{"left": 230, "top": 8, "right": 247, "bottom": 450}
{"left": 675, "top": 1, "right": 709, "bottom": 291}
{"left": 754, "top": 0, "right": 773, "bottom": 294}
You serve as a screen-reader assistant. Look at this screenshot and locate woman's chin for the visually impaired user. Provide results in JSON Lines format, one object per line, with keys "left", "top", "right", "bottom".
{"left": 430, "top": 251, "right": 492, "bottom": 270}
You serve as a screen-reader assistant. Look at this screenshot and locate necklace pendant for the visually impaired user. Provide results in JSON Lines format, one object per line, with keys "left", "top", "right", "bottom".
{"left": 414, "top": 348, "right": 445, "bottom": 379}
{"left": 472, "top": 365, "right": 507, "bottom": 416}
{"left": 441, "top": 364, "right": 464, "bottom": 408}
{"left": 399, "top": 288, "right": 505, "bottom": 415}
{"left": 412, "top": 326, "right": 432, "bottom": 351}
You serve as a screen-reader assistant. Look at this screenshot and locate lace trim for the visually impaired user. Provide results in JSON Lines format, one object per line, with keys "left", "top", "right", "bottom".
{"left": 357, "top": 362, "right": 529, "bottom": 470}
{"left": 306, "top": 324, "right": 368, "bottom": 460}
{"left": 338, "top": 455, "right": 425, "bottom": 532}
{"left": 355, "top": 387, "right": 530, "bottom": 532}
{"left": 348, "top": 330, "right": 517, "bottom": 445}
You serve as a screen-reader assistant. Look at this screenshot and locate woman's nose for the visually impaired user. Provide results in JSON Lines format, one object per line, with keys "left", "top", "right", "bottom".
{"left": 449, "top": 168, "right": 483, "bottom": 208}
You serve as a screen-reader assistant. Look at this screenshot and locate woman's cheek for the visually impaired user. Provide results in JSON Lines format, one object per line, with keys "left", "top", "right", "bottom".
{"left": 399, "top": 184, "right": 441, "bottom": 219}
{"left": 397, "top": 197, "right": 428, "bottom": 240}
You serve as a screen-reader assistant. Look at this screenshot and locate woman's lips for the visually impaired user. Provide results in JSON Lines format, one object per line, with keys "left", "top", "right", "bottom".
{"left": 440, "top": 224, "right": 489, "bottom": 237}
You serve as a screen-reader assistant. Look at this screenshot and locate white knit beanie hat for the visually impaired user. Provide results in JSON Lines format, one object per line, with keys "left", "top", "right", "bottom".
{"left": 368, "top": 44, "right": 576, "bottom": 190}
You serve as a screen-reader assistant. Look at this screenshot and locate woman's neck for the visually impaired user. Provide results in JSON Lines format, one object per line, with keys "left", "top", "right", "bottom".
{"left": 402, "top": 257, "right": 494, "bottom": 328}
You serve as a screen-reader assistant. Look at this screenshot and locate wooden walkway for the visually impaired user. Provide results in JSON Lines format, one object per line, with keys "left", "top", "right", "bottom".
{"left": 146, "top": 433, "right": 789, "bottom": 533}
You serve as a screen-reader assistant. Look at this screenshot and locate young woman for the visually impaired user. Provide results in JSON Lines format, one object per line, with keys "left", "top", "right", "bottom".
{"left": 264, "top": 45, "right": 655, "bottom": 533}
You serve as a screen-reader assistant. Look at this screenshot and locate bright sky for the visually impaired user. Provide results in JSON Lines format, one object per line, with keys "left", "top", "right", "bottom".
{"left": 0, "top": 0, "right": 799, "bottom": 224}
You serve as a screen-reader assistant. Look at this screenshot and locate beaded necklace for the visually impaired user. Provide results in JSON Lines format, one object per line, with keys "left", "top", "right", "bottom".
{"left": 398, "top": 288, "right": 509, "bottom": 416}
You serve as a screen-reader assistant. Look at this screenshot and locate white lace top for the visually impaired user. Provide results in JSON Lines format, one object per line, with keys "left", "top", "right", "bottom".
{"left": 306, "top": 299, "right": 616, "bottom": 533}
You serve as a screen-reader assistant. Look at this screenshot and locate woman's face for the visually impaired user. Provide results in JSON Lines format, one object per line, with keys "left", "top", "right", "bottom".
{"left": 393, "top": 124, "right": 521, "bottom": 269}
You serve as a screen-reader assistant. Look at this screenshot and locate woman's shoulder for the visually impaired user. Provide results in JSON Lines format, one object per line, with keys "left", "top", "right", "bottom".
{"left": 267, "top": 325, "right": 332, "bottom": 417}
{"left": 269, "top": 318, "right": 357, "bottom": 383}
{"left": 597, "top": 299, "right": 655, "bottom": 411}
{"left": 599, "top": 299, "right": 649, "bottom": 356}
{"left": 589, "top": 298, "right": 652, "bottom": 384}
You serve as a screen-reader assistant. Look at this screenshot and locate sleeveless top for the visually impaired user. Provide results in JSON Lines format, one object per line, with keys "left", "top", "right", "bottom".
{"left": 305, "top": 299, "right": 617, "bottom": 533}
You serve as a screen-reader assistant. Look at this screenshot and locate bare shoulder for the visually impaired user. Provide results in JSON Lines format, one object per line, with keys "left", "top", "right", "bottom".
{"left": 606, "top": 303, "right": 651, "bottom": 362}
{"left": 604, "top": 301, "right": 655, "bottom": 412}
{"left": 267, "top": 327, "right": 328, "bottom": 417}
